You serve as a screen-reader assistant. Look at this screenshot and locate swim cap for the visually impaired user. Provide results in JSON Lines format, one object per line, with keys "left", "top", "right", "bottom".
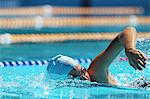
{"left": 47, "top": 55, "right": 79, "bottom": 75}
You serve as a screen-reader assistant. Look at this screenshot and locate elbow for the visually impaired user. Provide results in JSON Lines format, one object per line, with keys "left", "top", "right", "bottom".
{"left": 122, "top": 27, "right": 137, "bottom": 38}
{"left": 124, "top": 27, "right": 137, "bottom": 34}
{"left": 118, "top": 27, "right": 137, "bottom": 44}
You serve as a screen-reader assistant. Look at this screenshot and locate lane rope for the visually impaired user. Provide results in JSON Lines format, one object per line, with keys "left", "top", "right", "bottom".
{"left": 0, "top": 58, "right": 92, "bottom": 67}
{"left": 0, "top": 57, "right": 149, "bottom": 67}
{"left": 0, "top": 33, "right": 150, "bottom": 44}
{"left": 0, "top": 6, "right": 143, "bottom": 16}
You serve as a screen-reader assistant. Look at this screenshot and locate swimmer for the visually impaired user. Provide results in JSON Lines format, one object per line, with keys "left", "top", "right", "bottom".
{"left": 47, "top": 27, "right": 147, "bottom": 86}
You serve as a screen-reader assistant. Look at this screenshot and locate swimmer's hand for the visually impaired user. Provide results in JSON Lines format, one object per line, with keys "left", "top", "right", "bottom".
{"left": 125, "top": 48, "right": 147, "bottom": 70}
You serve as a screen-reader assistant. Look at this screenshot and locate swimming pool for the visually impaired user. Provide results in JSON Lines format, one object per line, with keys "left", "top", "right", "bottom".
{"left": 0, "top": 40, "right": 150, "bottom": 99}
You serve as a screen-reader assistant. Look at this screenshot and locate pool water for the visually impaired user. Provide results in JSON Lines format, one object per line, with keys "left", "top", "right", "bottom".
{"left": 0, "top": 39, "right": 150, "bottom": 99}
{"left": 0, "top": 41, "right": 110, "bottom": 60}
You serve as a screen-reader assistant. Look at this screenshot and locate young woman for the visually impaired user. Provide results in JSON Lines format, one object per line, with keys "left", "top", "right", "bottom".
{"left": 47, "top": 27, "right": 147, "bottom": 86}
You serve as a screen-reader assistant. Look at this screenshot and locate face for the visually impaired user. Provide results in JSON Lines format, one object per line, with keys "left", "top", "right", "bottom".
{"left": 69, "top": 68, "right": 81, "bottom": 77}
{"left": 68, "top": 65, "right": 91, "bottom": 81}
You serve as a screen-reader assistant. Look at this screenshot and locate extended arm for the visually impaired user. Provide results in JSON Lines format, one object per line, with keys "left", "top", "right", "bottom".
{"left": 87, "top": 27, "right": 146, "bottom": 85}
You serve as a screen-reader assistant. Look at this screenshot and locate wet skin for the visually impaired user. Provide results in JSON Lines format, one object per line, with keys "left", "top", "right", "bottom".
{"left": 69, "top": 27, "right": 147, "bottom": 85}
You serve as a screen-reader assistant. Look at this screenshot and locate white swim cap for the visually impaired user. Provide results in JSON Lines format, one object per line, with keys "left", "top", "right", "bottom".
{"left": 47, "top": 55, "right": 79, "bottom": 75}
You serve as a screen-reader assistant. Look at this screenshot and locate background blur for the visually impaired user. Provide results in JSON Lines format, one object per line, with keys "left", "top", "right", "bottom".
{"left": 0, "top": 0, "right": 149, "bottom": 14}
{"left": 0, "top": 0, "right": 149, "bottom": 60}
{"left": 0, "top": 0, "right": 149, "bottom": 33}
{"left": 0, "top": 0, "right": 149, "bottom": 15}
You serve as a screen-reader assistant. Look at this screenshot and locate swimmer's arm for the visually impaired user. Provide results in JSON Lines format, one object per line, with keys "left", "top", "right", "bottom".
{"left": 87, "top": 27, "right": 146, "bottom": 85}
{"left": 120, "top": 28, "right": 146, "bottom": 70}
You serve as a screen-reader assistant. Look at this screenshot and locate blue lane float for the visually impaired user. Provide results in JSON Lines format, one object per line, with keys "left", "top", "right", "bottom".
{"left": 0, "top": 58, "right": 93, "bottom": 67}
{"left": 0, "top": 57, "right": 149, "bottom": 67}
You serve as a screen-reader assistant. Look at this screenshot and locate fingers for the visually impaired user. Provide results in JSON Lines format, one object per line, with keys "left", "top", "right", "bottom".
{"left": 135, "top": 62, "right": 143, "bottom": 70}
{"left": 132, "top": 61, "right": 143, "bottom": 70}
{"left": 129, "top": 58, "right": 146, "bottom": 70}
{"left": 127, "top": 49, "right": 147, "bottom": 70}
{"left": 137, "top": 59, "right": 146, "bottom": 68}
{"left": 137, "top": 50, "right": 147, "bottom": 61}
{"left": 136, "top": 51, "right": 147, "bottom": 68}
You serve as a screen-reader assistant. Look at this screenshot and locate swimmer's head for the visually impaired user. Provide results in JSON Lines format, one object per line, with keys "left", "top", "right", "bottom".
{"left": 47, "top": 55, "right": 79, "bottom": 75}
{"left": 47, "top": 55, "right": 91, "bottom": 80}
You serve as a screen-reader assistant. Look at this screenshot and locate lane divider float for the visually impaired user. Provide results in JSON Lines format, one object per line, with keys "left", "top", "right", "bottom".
{"left": 1, "top": 57, "right": 149, "bottom": 67}
{"left": 0, "top": 57, "right": 149, "bottom": 67}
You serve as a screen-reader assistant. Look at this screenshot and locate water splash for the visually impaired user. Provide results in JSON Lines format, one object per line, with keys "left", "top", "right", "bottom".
{"left": 0, "top": 39, "right": 150, "bottom": 98}
{"left": 113, "top": 39, "right": 150, "bottom": 88}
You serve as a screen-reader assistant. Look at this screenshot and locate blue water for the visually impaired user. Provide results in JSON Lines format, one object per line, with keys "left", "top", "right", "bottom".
{"left": 0, "top": 39, "right": 150, "bottom": 99}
